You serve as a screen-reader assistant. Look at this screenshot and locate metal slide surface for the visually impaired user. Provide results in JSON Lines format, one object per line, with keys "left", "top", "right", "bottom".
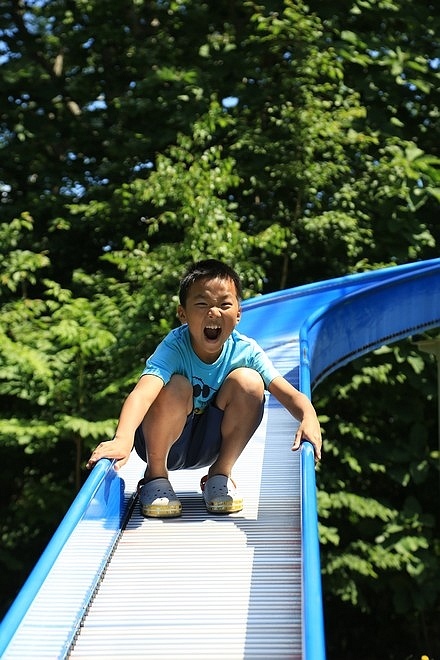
{"left": 2, "top": 259, "right": 440, "bottom": 659}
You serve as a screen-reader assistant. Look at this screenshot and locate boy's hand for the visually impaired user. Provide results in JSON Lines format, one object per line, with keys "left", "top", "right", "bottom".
{"left": 267, "top": 377, "right": 322, "bottom": 461}
{"left": 292, "top": 416, "right": 322, "bottom": 462}
{"left": 86, "top": 438, "right": 132, "bottom": 471}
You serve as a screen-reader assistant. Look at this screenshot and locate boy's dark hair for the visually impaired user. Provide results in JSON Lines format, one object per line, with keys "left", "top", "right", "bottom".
{"left": 179, "top": 259, "right": 243, "bottom": 306}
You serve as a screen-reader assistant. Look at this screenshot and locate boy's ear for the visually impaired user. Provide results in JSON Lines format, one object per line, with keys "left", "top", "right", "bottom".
{"left": 236, "top": 306, "right": 242, "bottom": 324}
{"left": 177, "top": 305, "right": 186, "bottom": 324}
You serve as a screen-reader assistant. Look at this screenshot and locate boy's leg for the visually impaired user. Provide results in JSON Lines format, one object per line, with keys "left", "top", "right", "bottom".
{"left": 140, "top": 374, "right": 193, "bottom": 481}
{"left": 209, "top": 367, "right": 265, "bottom": 478}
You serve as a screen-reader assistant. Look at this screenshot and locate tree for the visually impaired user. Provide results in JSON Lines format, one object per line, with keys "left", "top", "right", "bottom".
{"left": 316, "top": 339, "right": 440, "bottom": 658}
{"left": 0, "top": 214, "right": 135, "bottom": 609}
{"left": 1, "top": 0, "right": 440, "bottom": 655}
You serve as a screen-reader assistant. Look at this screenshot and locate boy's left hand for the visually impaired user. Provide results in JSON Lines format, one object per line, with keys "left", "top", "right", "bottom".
{"left": 292, "top": 416, "right": 322, "bottom": 461}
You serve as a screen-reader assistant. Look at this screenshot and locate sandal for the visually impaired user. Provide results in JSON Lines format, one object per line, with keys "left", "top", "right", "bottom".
{"left": 200, "top": 474, "right": 243, "bottom": 514}
{"left": 137, "top": 477, "right": 182, "bottom": 518}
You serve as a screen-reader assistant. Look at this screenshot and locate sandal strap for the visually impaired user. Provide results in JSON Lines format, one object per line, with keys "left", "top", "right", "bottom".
{"left": 137, "top": 478, "right": 146, "bottom": 494}
{"left": 200, "top": 474, "right": 236, "bottom": 491}
{"left": 137, "top": 476, "right": 170, "bottom": 494}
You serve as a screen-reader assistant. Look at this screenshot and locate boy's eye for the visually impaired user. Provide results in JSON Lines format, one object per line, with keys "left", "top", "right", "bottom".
{"left": 194, "top": 300, "right": 234, "bottom": 309}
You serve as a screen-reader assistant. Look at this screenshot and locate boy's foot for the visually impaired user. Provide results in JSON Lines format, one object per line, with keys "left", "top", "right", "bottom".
{"left": 200, "top": 474, "right": 243, "bottom": 514}
{"left": 138, "top": 477, "right": 182, "bottom": 518}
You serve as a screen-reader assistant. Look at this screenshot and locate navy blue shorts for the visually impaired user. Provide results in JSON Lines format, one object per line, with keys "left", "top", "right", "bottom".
{"left": 134, "top": 403, "right": 224, "bottom": 470}
{"left": 134, "top": 400, "right": 264, "bottom": 470}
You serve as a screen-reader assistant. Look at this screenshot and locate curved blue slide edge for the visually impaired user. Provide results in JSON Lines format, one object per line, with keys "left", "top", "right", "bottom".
{"left": 241, "top": 258, "right": 440, "bottom": 353}
{"left": 240, "top": 257, "right": 440, "bottom": 660}
{"left": 2, "top": 258, "right": 440, "bottom": 658}
{"left": 300, "top": 259, "right": 440, "bottom": 390}
{"left": 0, "top": 458, "right": 125, "bottom": 656}
{"left": 301, "top": 442, "right": 326, "bottom": 660}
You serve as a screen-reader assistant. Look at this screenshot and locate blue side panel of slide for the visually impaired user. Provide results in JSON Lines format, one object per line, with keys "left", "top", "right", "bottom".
{"left": 1, "top": 258, "right": 440, "bottom": 659}
{"left": 239, "top": 257, "right": 440, "bottom": 659}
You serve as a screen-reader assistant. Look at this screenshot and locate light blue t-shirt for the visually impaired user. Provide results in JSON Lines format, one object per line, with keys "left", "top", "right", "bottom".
{"left": 142, "top": 325, "right": 281, "bottom": 413}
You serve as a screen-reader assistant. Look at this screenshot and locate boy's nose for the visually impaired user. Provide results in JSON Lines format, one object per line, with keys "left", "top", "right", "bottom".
{"left": 208, "top": 306, "right": 220, "bottom": 317}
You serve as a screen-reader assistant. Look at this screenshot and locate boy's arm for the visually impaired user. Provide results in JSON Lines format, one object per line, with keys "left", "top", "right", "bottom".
{"left": 86, "top": 374, "right": 164, "bottom": 471}
{"left": 268, "top": 375, "right": 322, "bottom": 461}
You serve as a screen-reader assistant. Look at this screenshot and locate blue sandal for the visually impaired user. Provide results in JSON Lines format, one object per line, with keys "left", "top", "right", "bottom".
{"left": 137, "top": 477, "right": 182, "bottom": 518}
{"left": 200, "top": 474, "right": 243, "bottom": 514}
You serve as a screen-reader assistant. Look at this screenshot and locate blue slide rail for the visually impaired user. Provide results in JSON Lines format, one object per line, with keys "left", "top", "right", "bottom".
{"left": 0, "top": 458, "right": 125, "bottom": 657}
{"left": 298, "top": 258, "right": 440, "bottom": 659}
{"left": 1, "top": 258, "right": 440, "bottom": 658}
{"left": 300, "top": 259, "right": 440, "bottom": 390}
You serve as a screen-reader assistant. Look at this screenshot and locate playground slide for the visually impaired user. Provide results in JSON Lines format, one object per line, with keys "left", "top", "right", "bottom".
{"left": 1, "top": 259, "right": 440, "bottom": 659}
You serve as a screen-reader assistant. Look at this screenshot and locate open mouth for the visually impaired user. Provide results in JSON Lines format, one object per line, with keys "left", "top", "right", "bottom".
{"left": 204, "top": 325, "right": 221, "bottom": 341}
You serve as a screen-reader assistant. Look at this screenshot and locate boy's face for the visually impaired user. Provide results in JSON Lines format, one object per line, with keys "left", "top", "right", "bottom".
{"left": 177, "top": 276, "right": 241, "bottom": 363}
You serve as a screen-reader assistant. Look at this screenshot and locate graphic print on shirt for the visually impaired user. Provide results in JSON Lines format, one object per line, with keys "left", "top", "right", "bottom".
{"left": 192, "top": 376, "right": 218, "bottom": 413}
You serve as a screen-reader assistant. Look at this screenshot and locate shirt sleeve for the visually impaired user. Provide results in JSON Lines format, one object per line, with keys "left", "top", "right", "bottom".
{"left": 247, "top": 339, "right": 281, "bottom": 389}
{"left": 141, "top": 334, "right": 182, "bottom": 385}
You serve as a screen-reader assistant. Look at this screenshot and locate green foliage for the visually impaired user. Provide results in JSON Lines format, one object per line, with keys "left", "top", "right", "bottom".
{"left": 0, "top": 218, "right": 147, "bottom": 610}
{"left": 104, "top": 106, "right": 266, "bottom": 295}
{"left": 316, "top": 339, "right": 440, "bottom": 656}
{"left": 1, "top": 0, "right": 439, "bottom": 655}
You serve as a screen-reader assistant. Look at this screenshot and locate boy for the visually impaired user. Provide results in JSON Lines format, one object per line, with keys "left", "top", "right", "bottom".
{"left": 87, "top": 259, "right": 322, "bottom": 518}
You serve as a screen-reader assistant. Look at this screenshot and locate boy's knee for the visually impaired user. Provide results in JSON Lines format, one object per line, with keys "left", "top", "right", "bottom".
{"left": 155, "top": 374, "right": 193, "bottom": 412}
{"left": 168, "top": 374, "right": 192, "bottom": 393}
{"left": 221, "top": 368, "right": 264, "bottom": 402}
{"left": 232, "top": 367, "right": 264, "bottom": 387}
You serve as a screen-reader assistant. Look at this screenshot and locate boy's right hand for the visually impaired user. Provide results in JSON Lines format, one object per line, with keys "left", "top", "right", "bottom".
{"left": 86, "top": 438, "right": 132, "bottom": 472}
